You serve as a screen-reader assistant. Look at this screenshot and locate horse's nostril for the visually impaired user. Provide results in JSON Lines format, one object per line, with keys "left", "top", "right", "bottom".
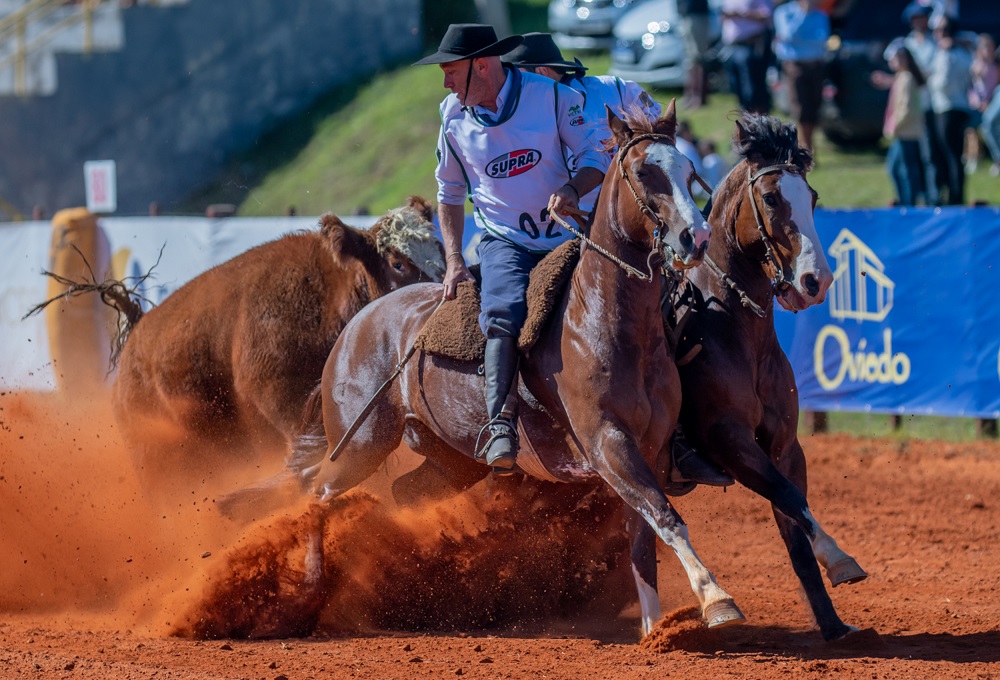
{"left": 679, "top": 227, "right": 695, "bottom": 253}
{"left": 803, "top": 273, "right": 819, "bottom": 297}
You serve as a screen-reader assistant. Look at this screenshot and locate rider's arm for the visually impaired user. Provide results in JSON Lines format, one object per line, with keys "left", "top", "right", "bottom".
{"left": 550, "top": 85, "right": 608, "bottom": 214}
{"left": 439, "top": 201, "right": 472, "bottom": 299}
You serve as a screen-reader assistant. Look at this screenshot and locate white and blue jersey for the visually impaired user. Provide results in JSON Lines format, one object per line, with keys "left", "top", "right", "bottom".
{"left": 566, "top": 75, "right": 662, "bottom": 211}
{"left": 436, "top": 67, "right": 608, "bottom": 253}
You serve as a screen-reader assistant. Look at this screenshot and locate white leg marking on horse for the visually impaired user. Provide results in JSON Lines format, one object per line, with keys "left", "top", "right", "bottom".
{"left": 645, "top": 515, "right": 732, "bottom": 608}
{"left": 803, "top": 507, "right": 851, "bottom": 569}
{"left": 632, "top": 563, "right": 663, "bottom": 637}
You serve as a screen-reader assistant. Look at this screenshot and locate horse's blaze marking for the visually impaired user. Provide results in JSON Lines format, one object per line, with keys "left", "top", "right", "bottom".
{"left": 778, "top": 173, "right": 831, "bottom": 289}
{"left": 485, "top": 149, "right": 542, "bottom": 178}
{"left": 643, "top": 143, "right": 708, "bottom": 245}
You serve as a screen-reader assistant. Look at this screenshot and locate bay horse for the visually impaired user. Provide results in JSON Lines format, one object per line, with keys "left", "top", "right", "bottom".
{"left": 666, "top": 112, "right": 867, "bottom": 641}
{"left": 295, "top": 104, "right": 747, "bottom": 632}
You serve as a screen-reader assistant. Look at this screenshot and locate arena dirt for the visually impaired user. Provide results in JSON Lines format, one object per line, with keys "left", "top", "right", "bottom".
{"left": 1, "top": 390, "right": 998, "bottom": 678}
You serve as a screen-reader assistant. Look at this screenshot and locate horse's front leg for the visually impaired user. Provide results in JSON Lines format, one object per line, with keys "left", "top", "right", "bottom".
{"left": 589, "top": 426, "right": 745, "bottom": 629}
{"left": 707, "top": 420, "right": 868, "bottom": 588}
{"left": 624, "top": 506, "right": 662, "bottom": 636}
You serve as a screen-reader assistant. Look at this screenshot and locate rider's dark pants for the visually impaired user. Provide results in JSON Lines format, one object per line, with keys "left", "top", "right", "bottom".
{"left": 477, "top": 233, "right": 547, "bottom": 339}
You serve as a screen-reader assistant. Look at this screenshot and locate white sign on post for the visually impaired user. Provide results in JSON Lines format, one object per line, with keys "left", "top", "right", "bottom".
{"left": 84, "top": 160, "right": 117, "bottom": 213}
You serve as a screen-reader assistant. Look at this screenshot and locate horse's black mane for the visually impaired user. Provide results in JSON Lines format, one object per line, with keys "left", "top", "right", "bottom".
{"left": 732, "top": 112, "right": 814, "bottom": 172}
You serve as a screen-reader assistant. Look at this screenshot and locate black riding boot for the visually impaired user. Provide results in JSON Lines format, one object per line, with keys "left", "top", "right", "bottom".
{"left": 477, "top": 336, "right": 519, "bottom": 471}
{"left": 669, "top": 425, "right": 733, "bottom": 487}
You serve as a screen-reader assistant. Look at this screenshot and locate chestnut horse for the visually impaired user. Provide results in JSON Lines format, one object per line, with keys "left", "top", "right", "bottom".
{"left": 665, "top": 113, "right": 867, "bottom": 641}
{"left": 111, "top": 197, "right": 444, "bottom": 497}
{"left": 278, "top": 105, "right": 748, "bottom": 631}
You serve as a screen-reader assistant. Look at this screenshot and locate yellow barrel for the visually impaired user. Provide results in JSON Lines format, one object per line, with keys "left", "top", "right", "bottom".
{"left": 45, "top": 208, "right": 115, "bottom": 393}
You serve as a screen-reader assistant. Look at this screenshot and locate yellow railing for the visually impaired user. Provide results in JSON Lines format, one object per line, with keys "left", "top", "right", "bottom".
{"left": 0, "top": 0, "right": 110, "bottom": 96}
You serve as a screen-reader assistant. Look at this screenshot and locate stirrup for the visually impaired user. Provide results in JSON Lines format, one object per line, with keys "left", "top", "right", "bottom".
{"left": 475, "top": 417, "right": 518, "bottom": 470}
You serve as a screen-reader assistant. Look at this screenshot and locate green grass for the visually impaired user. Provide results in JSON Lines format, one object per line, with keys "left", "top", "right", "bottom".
{"left": 802, "top": 412, "right": 983, "bottom": 442}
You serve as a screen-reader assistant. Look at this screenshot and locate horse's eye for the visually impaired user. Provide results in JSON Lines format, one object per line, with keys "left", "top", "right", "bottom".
{"left": 393, "top": 262, "right": 403, "bottom": 271}
{"left": 763, "top": 194, "right": 778, "bottom": 208}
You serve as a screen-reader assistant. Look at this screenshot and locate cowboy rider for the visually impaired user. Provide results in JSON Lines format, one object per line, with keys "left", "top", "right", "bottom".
{"left": 415, "top": 24, "right": 607, "bottom": 472}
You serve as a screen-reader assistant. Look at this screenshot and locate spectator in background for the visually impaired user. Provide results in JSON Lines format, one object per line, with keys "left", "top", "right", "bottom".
{"left": 979, "top": 43, "right": 1000, "bottom": 177}
{"left": 883, "top": 44, "right": 927, "bottom": 206}
{"left": 902, "top": 2, "right": 945, "bottom": 204}
{"left": 719, "top": 0, "right": 774, "bottom": 114}
{"left": 965, "top": 33, "right": 999, "bottom": 174}
{"left": 926, "top": 16, "right": 973, "bottom": 204}
{"left": 697, "top": 138, "right": 729, "bottom": 190}
{"left": 678, "top": 0, "right": 713, "bottom": 108}
{"left": 772, "top": 0, "right": 830, "bottom": 153}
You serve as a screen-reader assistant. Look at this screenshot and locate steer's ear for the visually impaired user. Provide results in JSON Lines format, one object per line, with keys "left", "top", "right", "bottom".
{"left": 320, "top": 213, "right": 366, "bottom": 259}
{"left": 405, "top": 195, "right": 434, "bottom": 223}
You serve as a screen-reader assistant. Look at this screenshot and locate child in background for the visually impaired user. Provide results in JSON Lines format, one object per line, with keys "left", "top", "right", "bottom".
{"left": 884, "top": 44, "right": 927, "bottom": 206}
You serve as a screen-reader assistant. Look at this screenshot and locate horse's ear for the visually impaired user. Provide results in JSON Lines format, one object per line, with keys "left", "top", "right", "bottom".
{"left": 320, "top": 213, "right": 367, "bottom": 257}
{"left": 607, "top": 105, "right": 632, "bottom": 145}
{"left": 404, "top": 195, "right": 434, "bottom": 223}
{"left": 733, "top": 118, "right": 749, "bottom": 147}
{"left": 653, "top": 98, "right": 677, "bottom": 141}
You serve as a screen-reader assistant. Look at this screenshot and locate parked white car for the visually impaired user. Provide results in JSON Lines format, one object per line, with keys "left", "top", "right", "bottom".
{"left": 609, "top": 0, "right": 720, "bottom": 88}
{"left": 548, "top": 0, "right": 649, "bottom": 50}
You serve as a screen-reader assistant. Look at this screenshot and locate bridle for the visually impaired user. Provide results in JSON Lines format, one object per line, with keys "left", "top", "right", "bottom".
{"left": 704, "top": 162, "right": 800, "bottom": 318}
{"left": 550, "top": 132, "right": 712, "bottom": 283}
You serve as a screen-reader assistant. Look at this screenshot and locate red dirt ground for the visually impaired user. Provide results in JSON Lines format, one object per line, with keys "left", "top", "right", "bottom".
{"left": 1, "top": 390, "right": 998, "bottom": 679}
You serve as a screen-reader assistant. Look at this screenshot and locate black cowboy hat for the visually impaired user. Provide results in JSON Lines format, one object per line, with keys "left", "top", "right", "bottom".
{"left": 413, "top": 24, "right": 523, "bottom": 66}
{"left": 502, "top": 32, "right": 588, "bottom": 73}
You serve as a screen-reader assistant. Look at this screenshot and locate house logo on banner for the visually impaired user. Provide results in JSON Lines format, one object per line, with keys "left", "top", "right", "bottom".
{"left": 813, "top": 229, "right": 911, "bottom": 391}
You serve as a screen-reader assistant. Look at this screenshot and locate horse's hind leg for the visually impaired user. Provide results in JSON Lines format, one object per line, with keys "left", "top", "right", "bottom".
{"left": 773, "top": 509, "right": 859, "bottom": 640}
{"left": 625, "top": 506, "right": 662, "bottom": 636}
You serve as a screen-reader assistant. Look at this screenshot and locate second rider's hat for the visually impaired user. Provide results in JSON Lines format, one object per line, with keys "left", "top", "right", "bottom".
{"left": 503, "top": 32, "right": 588, "bottom": 73}
{"left": 414, "top": 24, "right": 523, "bottom": 65}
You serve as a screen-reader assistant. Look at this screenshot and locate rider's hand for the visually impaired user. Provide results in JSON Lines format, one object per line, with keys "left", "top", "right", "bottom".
{"left": 548, "top": 183, "right": 580, "bottom": 217}
{"left": 442, "top": 251, "right": 473, "bottom": 300}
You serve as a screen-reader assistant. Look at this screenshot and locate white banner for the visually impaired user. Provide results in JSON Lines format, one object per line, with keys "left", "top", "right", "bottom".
{"left": 0, "top": 214, "right": 378, "bottom": 391}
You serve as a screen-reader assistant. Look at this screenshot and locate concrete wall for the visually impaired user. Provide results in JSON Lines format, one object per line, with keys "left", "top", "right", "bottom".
{"left": 0, "top": 0, "right": 422, "bottom": 215}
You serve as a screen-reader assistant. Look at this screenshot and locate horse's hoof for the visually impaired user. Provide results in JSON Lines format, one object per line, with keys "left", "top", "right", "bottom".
{"left": 703, "top": 599, "right": 746, "bottom": 629}
{"left": 827, "top": 556, "right": 868, "bottom": 587}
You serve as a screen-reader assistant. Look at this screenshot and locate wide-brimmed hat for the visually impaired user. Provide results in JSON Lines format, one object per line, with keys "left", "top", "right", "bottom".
{"left": 502, "top": 32, "right": 588, "bottom": 72}
{"left": 413, "top": 24, "right": 523, "bottom": 66}
{"left": 902, "top": 1, "right": 932, "bottom": 23}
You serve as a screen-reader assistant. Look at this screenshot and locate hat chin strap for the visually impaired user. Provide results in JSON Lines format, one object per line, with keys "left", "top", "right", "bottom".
{"left": 461, "top": 59, "right": 475, "bottom": 108}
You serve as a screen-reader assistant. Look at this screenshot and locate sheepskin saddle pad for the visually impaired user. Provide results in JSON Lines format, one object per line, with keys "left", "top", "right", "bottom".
{"left": 415, "top": 239, "right": 581, "bottom": 362}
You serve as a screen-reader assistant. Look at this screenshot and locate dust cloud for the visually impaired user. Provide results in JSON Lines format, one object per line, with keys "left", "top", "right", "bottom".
{"left": 0, "top": 391, "right": 636, "bottom": 639}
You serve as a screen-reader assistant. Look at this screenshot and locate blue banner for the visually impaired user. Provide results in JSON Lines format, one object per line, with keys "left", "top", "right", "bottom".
{"left": 776, "top": 207, "right": 1000, "bottom": 418}
{"left": 464, "top": 206, "right": 1000, "bottom": 418}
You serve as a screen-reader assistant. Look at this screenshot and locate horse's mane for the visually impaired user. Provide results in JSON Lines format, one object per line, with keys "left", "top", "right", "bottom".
{"left": 731, "top": 112, "right": 813, "bottom": 172}
{"left": 601, "top": 105, "right": 675, "bottom": 153}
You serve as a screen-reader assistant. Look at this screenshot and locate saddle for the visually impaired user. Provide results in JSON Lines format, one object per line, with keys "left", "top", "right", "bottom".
{"left": 414, "top": 239, "right": 581, "bottom": 362}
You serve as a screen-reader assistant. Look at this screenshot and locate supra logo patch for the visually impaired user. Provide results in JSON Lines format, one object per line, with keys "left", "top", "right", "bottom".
{"left": 486, "top": 149, "right": 541, "bottom": 178}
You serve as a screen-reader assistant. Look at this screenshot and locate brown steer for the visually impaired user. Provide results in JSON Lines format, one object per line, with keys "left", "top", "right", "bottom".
{"left": 110, "top": 197, "right": 444, "bottom": 498}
